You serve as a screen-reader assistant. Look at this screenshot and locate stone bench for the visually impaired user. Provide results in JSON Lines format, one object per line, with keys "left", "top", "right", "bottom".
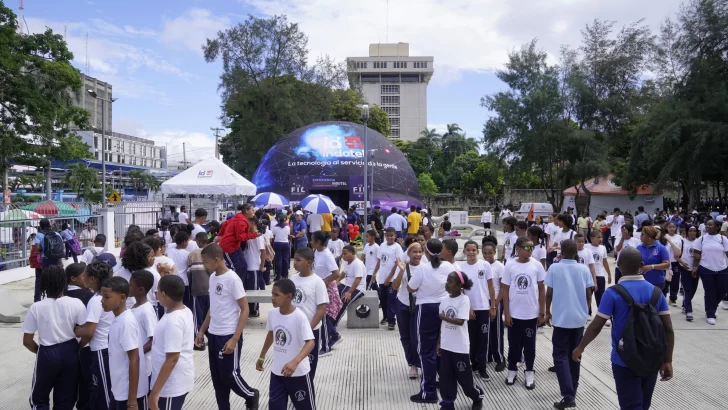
{"left": 245, "top": 290, "right": 273, "bottom": 304}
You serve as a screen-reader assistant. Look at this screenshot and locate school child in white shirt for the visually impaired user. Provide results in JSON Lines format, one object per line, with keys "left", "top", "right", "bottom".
{"left": 678, "top": 225, "right": 700, "bottom": 321}
{"left": 327, "top": 245, "right": 367, "bottom": 347}
{"left": 407, "top": 239, "right": 455, "bottom": 404}
{"left": 130, "top": 270, "right": 159, "bottom": 387}
{"left": 23, "top": 265, "right": 87, "bottom": 410}
{"left": 64, "top": 263, "right": 95, "bottom": 409}
{"left": 663, "top": 221, "right": 684, "bottom": 305}
{"left": 311, "top": 231, "right": 341, "bottom": 356}
{"left": 256, "top": 279, "right": 316, "bottom": 410}
{"left": 502, "top": 236, "right": 547, "bottom": 388}
{"left": 195, "top": 244, "right": 259, "bottom": 410}
{"left": 289, "top": 247, "right": 329, "bottom": 379}
{"left": 327, "top": 226, "right": 345, "bottom": 265}
{"left": 482, "top": 239, "right": 506, "bottom": 372}
{"left": 615, "top": 224, "right": 641, "bottom": 283}
{"left": 575, "top": 234, "right": 598, "bottom": 317}
{"left": 460, "top": 241, "right": 496, "bottom": 381}
{"left": 149, "top": 275, "right": 195, "bottom": 410}
{"left": 101, "top": 276, "right": 149, "bottom": 410}
{"left": 361, "top": 230, "right": 380, "bottom": 291}
{"left": 502, "top": 217, "right": 518, "bottom": 263}
{"left": 393, "top": 241, "right": 424, "bottom": 379}
{"left": 527, "top": 226, "right": 548, "bottom": 269}
{"left": 439, "top": 271, "right": 485, "bottom": 410}
{"left": 243, "top": 219, "right": 266, "bottom": 318}
{"left": 74, "top": 261, "right": 115, "bottom": 410}
{"left": 372, "top": 228, "right": 405, "bottom": 330}
{"left": 585, "top": 230, "right": 611, "bottom": 309}
{"left": 440, "top": 239, "right": 461, "bottom": 270}
{"left": 167, "top": 232, "right": 192, "bottom": 310}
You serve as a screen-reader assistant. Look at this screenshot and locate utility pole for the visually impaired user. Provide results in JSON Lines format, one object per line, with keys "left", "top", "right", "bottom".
{"left": 183, "top": 143, "right": 187, "bottom": 169}
{"left": 210, "top": 127, "right": 224, "bottom": 159}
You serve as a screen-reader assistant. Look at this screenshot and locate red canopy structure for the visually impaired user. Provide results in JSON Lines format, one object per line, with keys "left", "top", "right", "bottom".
{"left": 562, "top": 175, "right": 662, "bottom": 217}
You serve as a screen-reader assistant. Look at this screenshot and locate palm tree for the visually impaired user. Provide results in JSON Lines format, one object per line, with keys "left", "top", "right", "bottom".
{"left": 126, "top": 170, "right": 160, "bottom": 199}
{"left": 63, "top": 163, "right": 101, "bottom": 200}
{"left": 419, "top": 128, "right": 442, "bottom": 146}
{"left": 442, "top": 133, "right": 480, "bottom": 163}
{"left": 443, "top": 123, "right": 463, "bottom": 139}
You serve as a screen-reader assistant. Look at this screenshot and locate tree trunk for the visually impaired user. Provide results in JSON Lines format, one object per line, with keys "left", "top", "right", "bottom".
{"left": 716, "top": 181, "right": 722, "bottom": 211}
{"left": 46, "top": 167, "right": 52, "bottom": 200}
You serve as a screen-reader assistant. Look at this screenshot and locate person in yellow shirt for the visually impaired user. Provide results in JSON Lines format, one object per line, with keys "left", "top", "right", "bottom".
{"left": 407, "top": 205, "right": 422, "bottom": 236}
{"left": 321, "top": 213, "right": 333, "bottom": 234}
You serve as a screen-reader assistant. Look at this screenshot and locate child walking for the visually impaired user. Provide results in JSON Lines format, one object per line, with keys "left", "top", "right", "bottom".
{"left": 585, "top": 230, "right": 611, "bottom": 310}
{"left": 393, "top": 242, "right": 423, "bottom": 379}
{"left": 23, "top": 265, "right": 87, "bottom": 410}
{"left": 483, "top": 239, "right": 506, "bottom": 372}
{"left": 438, "top": 271, "right": 485, "bottom": 410}
{"left": 130, "top": 270, "right": 159, "bottom": 389}
{"left": 574, "top": 234, "right": 598, "bottom": 317}
{"left": 102, "top": 276, "right": 149, "bottom": 410}
{"left": 362, "top": 230, "right": 380, "bottom": 291}
{"left": 195, "top": 244, "right": 259, "bottom": 410}
{"left": 290, "top": 248, "right": 329, "bottom": 379}
{"left": 149, "top": 275, "right": 195, "bottom": 410}
{"left": 327, "top": 245, "right": 367, "bottom": 348}
{"left": 311, "top": 231, "right": 341, "bottom": 356}
{"left": 372, "top": 228, "right": 404, "bottom": 330}
{"left": 65, "top": 263, "right": 94, "bottom": 410}
{"left": 256, "top": 279, "right": 317, "bottom": 410}
{"left": 502, "top": 236, "right": 546, "bottom": 389}
{"left": 188, "top": 232, "right": 212, "bottom": 349}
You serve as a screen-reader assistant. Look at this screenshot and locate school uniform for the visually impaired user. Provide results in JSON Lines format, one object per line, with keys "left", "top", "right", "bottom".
{"left": 502, "top": 258, "right": 546, "bottom": 372}
{"left": 596, "top": 276, "right": 670, "bottom": 410}
{"left": 207, "top": 269, "right": 257, "bottom": 409}
{"left": 108, "top": 310, "right": 149, "bottom": 410}
{"left": 503, "top": 231, "right": 517, "bottom": 263}
{"left": 544, "top": 260, "right": 593, "bottom": 404}
{"left": 363, "top": 243, "right": 380, "bottom": 291}
{"left": 151, "top": 308, "right": 195, "bottom": 410}
{"left": 679, "top": 238, "right": 699, "bottom": 314}
{"left": 313, "top": 248, "right": 341, "bottom": 353}
{"left": 438, "top": 294, "right": 484, "bottom": 410}
{"left": 665, "top": 234, "right": 684, "bottom": 303}
{"left": 695, "top": 234, "right": 728, "bottom": 319}
{"left": 615, "top": 238, "right": 641, "bottom": 283}
{"left": 585, "top": 244, "right": 608, "bottom": 308}
{"left": 637, "top": 242, "right": 670, "bottom": 291}
{"left": 153, "top": 256, "right": 175, "bottom": 319}
{"left": 328, "top": 258, "right": 367, "bottom": 346}
{"left": 375, "top": 242, "right": 405, "bottom": 326}
{"left": 244, "top": 236, "right": 265, "bottom": 316}
{"left": 545, "top": 223, "right": 560, "bottom": 267}
{"left": 23, "top": 296, "right": 87, "bottom": 410}
{"left": 66, "top": 286, "right": 94, "bottom": 410}
{"left": 87, "top": 293, "right": 115, "bottom": 410}
{"left": 576, "top": 248, "right": 596, "bottom": 315}
{"left": 131, "top": 301, "right": 158, "bottom": 385}
{"left": 188, "top": 249, "right": 211, "bottom": 334}
{"left": 409, "top": 260, "right": 455, "bottom": 401}
{"left": 487, "top": 261, "right": 506, "bottom": 366}
{"left": 272, "top": 225, "right": 292, "bottom": 280}
{"left": 167, "top": 247, "right": 193, "bottom": 311}
{"left": 267, "top": 307, "right": 316, "bottom": 410}
{"left": 395, "top": 262, "right": 421, "bottom": 368}
{"left": 461, "top": 260, "right": 493, "bottom": 374}
{"left": 290, "top": 273, "right": 329, "bottom": 379}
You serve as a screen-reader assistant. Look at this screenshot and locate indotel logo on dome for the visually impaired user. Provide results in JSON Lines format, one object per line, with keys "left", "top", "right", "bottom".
{"left": 317, "top": 135, "right": 364, "bottom": 158}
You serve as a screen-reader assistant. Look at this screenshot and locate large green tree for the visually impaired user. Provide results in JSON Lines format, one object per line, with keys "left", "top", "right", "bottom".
{"left": 330, "top": 88, "right": 391, "bottom": 136}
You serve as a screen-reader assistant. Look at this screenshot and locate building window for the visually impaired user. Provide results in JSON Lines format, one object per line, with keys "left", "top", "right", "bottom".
{"left": 414, "top": 61, "right": 429, "bottom": 69}
{"left": 94, "top": 136, "right": 98, "bottom": 148}
{"left": 380, "top": 95, "right": 400, "bottom": 105}
{"left": 382, "top": 106, "right": 400, "bottom": 116}
{"left": 117, "top": 155, "right": 121, "bottom": 163}
{"left": 355, "top": 61, "right": 368, "bottom": 69}
{"left": 381, "top": 84, "right": 400, "bottom": 94}
{"left": 373, "top": 61, "right": 388, "bottom": 69}
{"left": 390, "top": 118, "right": 400, "bottom": 127}
{"left": 390, "top": 128, "right": 400, "bottom": 138}
{"left": 393, "top": 61, "right": 408, "bottom": 69}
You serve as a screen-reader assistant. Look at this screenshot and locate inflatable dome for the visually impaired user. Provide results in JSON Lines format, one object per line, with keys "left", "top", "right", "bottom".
{"left": 252, "top": 122, "right": 422, "bottom": 210}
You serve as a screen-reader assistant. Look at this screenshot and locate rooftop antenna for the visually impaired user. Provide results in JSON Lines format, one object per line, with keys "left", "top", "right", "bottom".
{"left": 85, "top": 32, "right": 89, "bottom": 75}
{"left": 386, "top": 0, "right": 389, "bottom": 43}
{"left": 17, "top": 0, "right": 27, "bottom": 35}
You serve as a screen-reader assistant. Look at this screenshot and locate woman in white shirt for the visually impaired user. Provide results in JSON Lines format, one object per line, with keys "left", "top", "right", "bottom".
{"left": 663, "top": 221, "right": 684, "bottom": 305}
{"left": 482, "top": 238, "right": 506, "bottom": 372}
{"left": 406, "top": 239, "right": 454, "bottom": 404}
{"left": 271, "top": 214, "right": 292, "bottom": 281}
{"left": 677, "top": 224, "right": 699, "bottom": 321}
{"left": 614, "top": 224, "right": 641, "bottom": 283}
{"left": 393, "top": 241, "right": 424, "bottom": 380}
{"left": 693, "top": 219, "right": 728, "bottom": 325}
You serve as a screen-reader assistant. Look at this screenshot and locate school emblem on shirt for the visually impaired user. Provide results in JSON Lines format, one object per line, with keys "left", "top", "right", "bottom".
{"left": 525, "top": 328, "right": 534, "bottom": 338}
{"left": 330, "top": 247, "right": 335, "bottom": 254}
{"left": 516, "top": 275, "right": 530, "bottom": 290}
{"left": 215, "top": 283, "right": 223, "bottom": 295}
{"left": 652, "top": 248, "right": 659, "bottom": 256}
{"left": 578, "top": 256, "right": 585, "bottom": 264}
{"left": 91, "top": 374, "right": 98, "bottom": 387}
{"left": 380, "top": 253, "right": 389, "bottom": 263}
{"left": 593, "top": 254, "right": 600, "bottom": 263}
{"left": 478, "top": 270, "right": 485, "bottom": 278}
{"left": 295, "top": 390, "right": 306, "bottom": 401}
{"left": 505, "top": 239, "right": 511, "bottom": 248}
{"left": 294, "top": 288, "right": 304, "bottom": 304}
{"left": 457, "top": 361, "right": 467, "bottom": 372}
{"left": 274, "top": 329, "right": 288, "bottom": 346}
{"left": 445, "top": 307, "right": 457, "bottom": 318}
{"left": 481, "top": 323, "right": 489, "bottom": 333}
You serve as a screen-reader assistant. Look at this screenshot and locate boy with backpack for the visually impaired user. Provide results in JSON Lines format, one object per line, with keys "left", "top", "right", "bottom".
{"left": 572, "top": 247, "right": 674, "bottom": 410}
{"left": 34, "top": 218, "right": 65, "bottom": 268}
{"left": 81, "top": 234, "right": 118, "bottom": 268}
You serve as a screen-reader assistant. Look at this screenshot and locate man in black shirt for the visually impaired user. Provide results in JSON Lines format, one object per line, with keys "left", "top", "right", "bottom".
{"left": 370, "top": 206, "right": 384, "bottom": 244}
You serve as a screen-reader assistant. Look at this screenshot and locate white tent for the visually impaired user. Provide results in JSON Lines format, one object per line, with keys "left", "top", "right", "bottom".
{"left": 161, "top": 157, "right": 257, "bottom": 196}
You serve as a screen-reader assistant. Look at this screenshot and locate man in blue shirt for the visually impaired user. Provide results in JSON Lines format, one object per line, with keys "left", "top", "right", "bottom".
{"left": 572, "top": 247, "right": 674, "bottom": 410}
{"left": 633, "top": 206, "right": 650, "bottom": 231}
{"left": 34, "top": 218, "right": 63, "bottom": 269}
{"left": 545, "top": 240, "right": 594, "bottom": 409}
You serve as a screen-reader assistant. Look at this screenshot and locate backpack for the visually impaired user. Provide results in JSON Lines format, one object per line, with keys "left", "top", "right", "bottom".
{"left": 67, "top": 230, "right": 82, "bottom": 255}
{"left": 42, "top": 230, "right": 65, "bottom": 260}
{"left": 264, "top": 240, "right": 275, "bottom": 262}
{"left": 610, "top": 284, "right": 668, "bottom": 377}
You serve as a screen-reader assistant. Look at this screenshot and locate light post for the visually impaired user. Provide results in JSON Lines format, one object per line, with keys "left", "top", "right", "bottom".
{"left": 361, "top": 105, "right": 369, "bottom": 217}
{"left": 86, "top": 90, "right": 118, "bottom": 202}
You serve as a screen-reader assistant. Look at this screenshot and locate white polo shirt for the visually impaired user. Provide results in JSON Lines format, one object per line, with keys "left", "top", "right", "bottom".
{"left": 22, "top": 296, "right": 86, "bottom": 346}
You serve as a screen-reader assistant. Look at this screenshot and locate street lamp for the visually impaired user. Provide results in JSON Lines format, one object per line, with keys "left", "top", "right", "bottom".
{"left": 361, "top": 104, "right": 369, "bottom": 216}
{"left": 86, "top": 89, "right": 118, "bottom": 202}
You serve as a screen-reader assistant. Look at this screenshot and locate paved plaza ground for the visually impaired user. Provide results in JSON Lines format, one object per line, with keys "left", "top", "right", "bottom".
{"left": 1, "top": 259, "right": 727, "bottom": 409}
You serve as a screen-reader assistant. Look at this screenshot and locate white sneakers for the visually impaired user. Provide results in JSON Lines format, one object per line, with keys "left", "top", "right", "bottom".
{"left": 408, "top": 366, "right": 418, "bottom": 379}
{"left": 604, "top": 321, "right": 612, "bottom": 327}
{"left": 506, "top": 370, "right": 517, "bottom": 385}
{"left": 707, "top": 318, "right": 716, "bottom": 325}
{"left": 722, "top": 301, "right": 728, "bottom": 310}
{"left": 524, "top": 371, "right": 536, "bottom": 390}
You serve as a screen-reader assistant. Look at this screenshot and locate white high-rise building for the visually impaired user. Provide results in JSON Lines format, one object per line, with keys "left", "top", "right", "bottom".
{"left": 347, "top": 43, "right": 434, "bottom": 141}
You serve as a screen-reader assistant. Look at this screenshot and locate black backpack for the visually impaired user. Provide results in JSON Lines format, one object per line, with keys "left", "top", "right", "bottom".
{"left": 42, "top": 230, "right": 65, "bottom": 260}
{"left": 611, "top": 284, "right": 668, "bottom": 376}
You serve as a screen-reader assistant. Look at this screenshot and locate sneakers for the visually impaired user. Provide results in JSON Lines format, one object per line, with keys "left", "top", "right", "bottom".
{"left": 388, "top": 323, "right": 396, "bottom": 331}
{"left": 495, "top": 362, "right": 506, "bottom": 372}
{"left": 249, "top": 311, "right": 260, "bottom": 318}
{"left": 686, "top": 312, "right": 694, "bottom": 321}
{"left": 380, "top": 318, "right": 387, "bottom": 325}
{"left": 554, "top": 399, "right": 576, "bottom": 409}
{"left": 409, "top": 393, "right": 437, "bottom": 404}
{"left": 408, "top": 366, "right": 418, "bottom": 379}
{"left": 524, "top": 371, "right": 536, "bottom": 390}
{"left": 319, "top": 349, "right": 333, "bottom": 357}
{"left": 245, "top": 388, "right": 260, "bottom": 410}
{"left": 505, "top": 370, "right": 517, "bottom": 385}
{"left": 478, "top": 368, "right": 491, "bottom": 382}
{"left": 722, "top": 301, "right": 728, "bottom": 310}
{"left": 548, "top": 366, "right": 555, "bottom": 372}
{"left": 707, "top": 317, "right": 716, "bottom": 325}
{"left": 472, "top": 400, "right": 484, "bottom": 410}
{"left": 682, "top": 307, "right": 686, "bottom": 315}
{"left": 679, "top": 288, "right": 684, "bottom": 296}
{"left": 331, "top": 336, "right": 344, "bottom": 349}
{"left": 604, "top": 320, "right": 611, "bottom": 327}
{"left": 670, "top": 300, "right": 677, "bottom": 306}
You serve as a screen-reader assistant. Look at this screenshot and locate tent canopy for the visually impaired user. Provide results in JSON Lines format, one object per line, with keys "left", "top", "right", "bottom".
{"left": 563, "top": 174, "right": 658, "bottom": 196}
{"left": 161, "top": 157, "right": 257, "bottom": 196}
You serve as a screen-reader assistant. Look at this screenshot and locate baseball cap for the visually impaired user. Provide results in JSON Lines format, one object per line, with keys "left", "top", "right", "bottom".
{"left": 95, "top": 252, "right": 117, "bottom": 269}
{"left": 295, "top": 210, "right": 304, "bottom": 215}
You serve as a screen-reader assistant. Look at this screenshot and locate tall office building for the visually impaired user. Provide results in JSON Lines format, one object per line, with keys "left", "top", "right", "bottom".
{"left": 347, "top": 43, "right": 434, "bottom": 141}
{"left": 75, "top": 74, "right": 113, "bottom": 131}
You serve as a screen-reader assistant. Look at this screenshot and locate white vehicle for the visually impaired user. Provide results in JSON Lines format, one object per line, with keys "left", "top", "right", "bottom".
{"left": 514, "top": 202, "right": 554, "bottom": 224}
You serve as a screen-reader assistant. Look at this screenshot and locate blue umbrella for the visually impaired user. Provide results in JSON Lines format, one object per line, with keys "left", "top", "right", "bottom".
{"left": 252, "top": 192, "right": 289, "bottom": 209}
{"left": 300, "top": 194, "right": 336, "bottom": 214}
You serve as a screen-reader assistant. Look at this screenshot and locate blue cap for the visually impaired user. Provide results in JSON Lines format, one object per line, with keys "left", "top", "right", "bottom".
{"left": 95, "top": 253, "right": 117, "bottom": 269}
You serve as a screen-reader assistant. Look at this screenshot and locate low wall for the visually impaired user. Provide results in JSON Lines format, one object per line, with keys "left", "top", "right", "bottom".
{"left": 423, "top": 190, "right": 548, "bottom": 216}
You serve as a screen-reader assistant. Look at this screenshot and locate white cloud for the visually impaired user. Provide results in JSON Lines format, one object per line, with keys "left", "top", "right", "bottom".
{"left": 160, "top": 8, "right": 230, "bottom": 53}
{"left": 244, "top": 0, "right": 683, "bottom": 83}
{"left": 115, "top": 119, "right": 217, "bottom": 163}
